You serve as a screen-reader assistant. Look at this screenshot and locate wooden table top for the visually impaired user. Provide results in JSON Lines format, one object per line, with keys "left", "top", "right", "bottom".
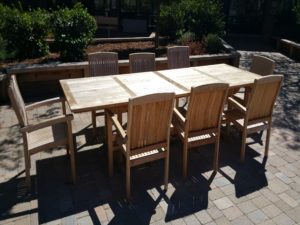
{"left": 60, "top": 63, "right": 261, "bottom": 113}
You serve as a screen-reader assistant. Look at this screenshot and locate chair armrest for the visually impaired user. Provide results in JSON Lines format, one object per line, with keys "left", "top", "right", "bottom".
{"left": 25, "top": 97, "right": 65, "bottom": 111}
{"left": 228, "top": 97, "right": 247, "bottom": 114}
{"left": 20, "top": 114, "right": 73, "bottom": 133}
{"left": 173, "top": 108, "right": 185, "bottom": 126}
{"left": 110, "top": 114, "right": 127, "bottom": 140}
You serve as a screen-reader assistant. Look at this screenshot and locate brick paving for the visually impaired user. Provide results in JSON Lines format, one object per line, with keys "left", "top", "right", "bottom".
{"left": 0, "top": 38, "right": 299, "bottom": 224}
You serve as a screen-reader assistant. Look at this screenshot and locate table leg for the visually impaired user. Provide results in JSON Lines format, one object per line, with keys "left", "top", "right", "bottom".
{"left": 105, "top": 109, "right": 114, "bottom": 177}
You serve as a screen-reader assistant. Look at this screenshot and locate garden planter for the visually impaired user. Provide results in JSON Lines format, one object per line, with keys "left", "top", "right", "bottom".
{"left": 5, "top": 41, "right": 240, "bottom": 103}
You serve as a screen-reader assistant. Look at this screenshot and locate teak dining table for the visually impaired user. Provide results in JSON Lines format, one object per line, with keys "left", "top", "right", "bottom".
{"left": 60, "top": 63, "right": 261, "bottom": 176}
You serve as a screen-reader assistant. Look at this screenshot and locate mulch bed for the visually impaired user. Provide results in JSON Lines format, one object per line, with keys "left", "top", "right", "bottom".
{"left": 0, "top": 41, "right": 206, "bottom": 68}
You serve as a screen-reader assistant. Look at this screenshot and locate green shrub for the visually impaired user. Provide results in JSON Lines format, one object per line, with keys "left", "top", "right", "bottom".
{"left": 1, "top": 5, "right": 49, "bottom": 59}
{"left": 204, "top": 33, "right": 223, "bottom": 54}
{"left": 159, "top": 0, "right": 225, "bottom": 40}
{"left": 179, "top": 31, "right": 196, "bottom": 45}
{"left": 294, "top": 2, "right": 300, "bottom": 24}
{"left": 0, "top": 4, "right": 17, "bottom": 60}
{"left": 159, "top": 2, "right": 185, "bottom": 40}
{"left": 51, "top": 3, "right": 97, "bottom": 62}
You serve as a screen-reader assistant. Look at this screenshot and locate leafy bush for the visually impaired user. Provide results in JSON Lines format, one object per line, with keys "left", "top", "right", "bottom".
{"left": 159, "top": 0, "right": 225, "bottom": 40}
{"left": 51, "top": 3, "right": 97, "bottom": 62}
{"left": 294, "top": 2, "right": 300, "bottom": 24}
{"left": 159, "top": 2, "right": 185, "bottom": 40}
{"left": 204, "top": 34, "right": 223, "bottom": 54}
{"left": 1, "top": 5, "right": 49, "bottom": 59}
{"left": 179, "top": 32, "right": 196, "bottom": 45}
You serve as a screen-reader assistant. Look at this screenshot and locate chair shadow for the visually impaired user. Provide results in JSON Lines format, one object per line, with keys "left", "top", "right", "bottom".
{"left": 35, "top": 146, "right": 173, "bottom": 225}
{"left": 0, "top": 126, "right": 269, "bottom": 225}
{"left": 0, "top": 172, "right": 37, "bottom": 221}
{"left": 219, "top": 132, "right": 268, "bottom": 198}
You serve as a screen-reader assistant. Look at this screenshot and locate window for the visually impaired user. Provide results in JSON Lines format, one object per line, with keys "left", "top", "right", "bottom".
{"left": 94, "top": 0, "right": 110, "bottom": 15}
{"left": 122, "top": 0, "right": 136, "bottom": 12}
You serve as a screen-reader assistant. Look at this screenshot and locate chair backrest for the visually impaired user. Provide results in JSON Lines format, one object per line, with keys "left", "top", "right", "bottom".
{"left": 129, "top": 53, "right": 155, "bottom": 73}
{"left": 167, "top": 46, "right": 190, "bottom": 69}
{"left": 7, "top": 75, "right": 27, "bottom": 127}
{"left": 88, "top": 52, "right": 119, "bottom": 76}
{"left": 250, "top": 55, "right": 275, "bottom": 76}
{"left": 126, "top": 93, "right": 175, "bottom": 153}
{"left": 247, "top": 75, "right": 283, "bottom": 121}
{"left": 185, "top": 83, "right": 229, "bottom": 134}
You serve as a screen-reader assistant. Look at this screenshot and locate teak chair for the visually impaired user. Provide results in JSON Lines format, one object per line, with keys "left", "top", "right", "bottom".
{"left": 129, "top": 53, "right": 155, "bottom": 73}
{"left": 172, "top": 83, "right": 229, "bottom": 179}
{"left": 8, "top": 75, "right": 76, "bottom": 189}
{"left": 250, "top": 55, "right": 275, "bottom": 76}
{"left": 167, "top": 46, "right": 190, "bottom": 107}
{"left": 224, "top": 75, "right": 283, "bottom": 162}
{"left": 167, "top": 46, "right": 190, "bottom": 69}
{"left": 234, "top": 55, "right": 275, "bottom": 102}
{"left": 108, "top": 93, "right": 175, "bottom": 199}
{"left": 88, "top": 52, "right": 119, "bottom": 136}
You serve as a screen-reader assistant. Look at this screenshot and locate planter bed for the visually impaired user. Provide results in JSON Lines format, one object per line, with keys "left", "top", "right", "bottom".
{"left": 1, "top": 40, "right": 240, "bottom": 103}
{"left": 270, "top": 37, "right": 300, "bottom": 61}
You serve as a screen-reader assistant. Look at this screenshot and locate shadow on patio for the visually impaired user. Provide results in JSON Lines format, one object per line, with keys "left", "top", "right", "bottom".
{"left": 0, "top": 124, "right": 269, "bottom": 224}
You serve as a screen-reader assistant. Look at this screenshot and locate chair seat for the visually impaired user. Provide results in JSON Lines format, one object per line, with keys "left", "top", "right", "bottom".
{"left": 121, "top": 144, "right": 166, "bottom": 167}
{"left": 180, "top": 132, "right": 216, "bottom": 142}
{"left": 130, "top": 148, "right": 166, "bottom": 160}
{"left": 224, "top": 109, "right": 269, "bottom": 132}
{"left": 28, "top": 122, "right": 68, "bottom": 150}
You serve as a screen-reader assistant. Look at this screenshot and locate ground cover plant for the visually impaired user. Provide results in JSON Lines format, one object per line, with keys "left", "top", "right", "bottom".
{"left": 159, "top": 0, "right": 225, "bottom": 54}
{"left": 0, "top": 0, "right": 226, "bottom": 65}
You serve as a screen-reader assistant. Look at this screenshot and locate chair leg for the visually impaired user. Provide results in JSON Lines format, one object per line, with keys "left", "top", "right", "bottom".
{"left": 240, "top": 130, "right": 247, "bottom": 163}
{"left": 24, "top": 150, "right": 31, "bottom": 189}
{"left": 62, "top": 99, "right": 67, "bottom": 115}
{"left": 164, "top": 149, "right": 169, "bottom": 191}
{"left": 225, "top": 123, "right": 231, "bottom": 137}
{"left": 66, "top": 144, "right": 70, "bottom": 155}
{"left": 126, "top": 159, "right": 131, "bottom": 199}
{"left": 106, "top": 110, "right": 114, "bottom": 177}
{"left": 117, "top": 112, "right": 122, "bottom": 126}
{"left": 265, "top": 127, "right": 271, "bottom": 157}
{"left": 67, "top": 122, "right": 76, "bottom": 184}
{"left": 92, "top": 110, "right": 97, "bottom": 137}
{"left": 213, "top": 137, "right": 220, "bottom": 172}
{"left": 182, "top": 141, "right": 188, "bottom": 180}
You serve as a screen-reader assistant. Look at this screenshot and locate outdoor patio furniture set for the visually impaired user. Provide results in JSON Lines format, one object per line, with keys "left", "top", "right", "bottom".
{"left": 8, "top": 47, "right": 282, "bottom": 199}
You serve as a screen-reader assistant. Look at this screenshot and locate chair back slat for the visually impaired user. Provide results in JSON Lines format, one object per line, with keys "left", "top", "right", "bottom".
{"left": 250, "top": 55, "right": 275, "bottom": 76}
{"left": 248, "top": 75, "right": 283, "bottom": 121}
{"left": 129, "top": 53, "right": 155, "bottom": 73}
{"left": 127, "top": 93, "right": 175, "bottom": 151}
{"left": 167, "top": 46, "right": 190, "bottom": 69}
{"left": 186, "top": 83, "right": 228, "bottom": 133}
{"left": 88, "top": 52, "right": 119, "bottom": 76}
{"left": 8, "top": 75, "right": 27, "bottom": 126}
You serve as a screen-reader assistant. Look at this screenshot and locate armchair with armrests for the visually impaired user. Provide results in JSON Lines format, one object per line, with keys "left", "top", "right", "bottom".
{"left": 129, "top": 53, "right": 155, "bottom": 73}
{"left": 107, "top": 92, "right": 175, "bottom": 199}
{"left": 172, "top": 83, "right": 229, "bottom": 179}
{"left": 8, "top": 75, "right": 76, "bottom": 189}
{"left": 167, "top": 46, "right": 190, "bottom": 69}
{"left": 233, "top": 55, "right": 275, "bottom": 103}
{"left": 224, "top": 75, "right": 283, "bottom": 162}
{"left": 88, "top": 52, "right": 119, "bottom": 136}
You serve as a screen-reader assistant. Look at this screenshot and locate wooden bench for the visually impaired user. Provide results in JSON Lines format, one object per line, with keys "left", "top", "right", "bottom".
{"left": 95, "top": 16, "right": 119, "bottom": 37}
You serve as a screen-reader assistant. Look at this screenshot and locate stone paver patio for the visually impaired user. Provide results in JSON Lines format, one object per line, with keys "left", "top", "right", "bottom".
{"left": 0, "top": 38, "right": 299, "bottom": 225}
